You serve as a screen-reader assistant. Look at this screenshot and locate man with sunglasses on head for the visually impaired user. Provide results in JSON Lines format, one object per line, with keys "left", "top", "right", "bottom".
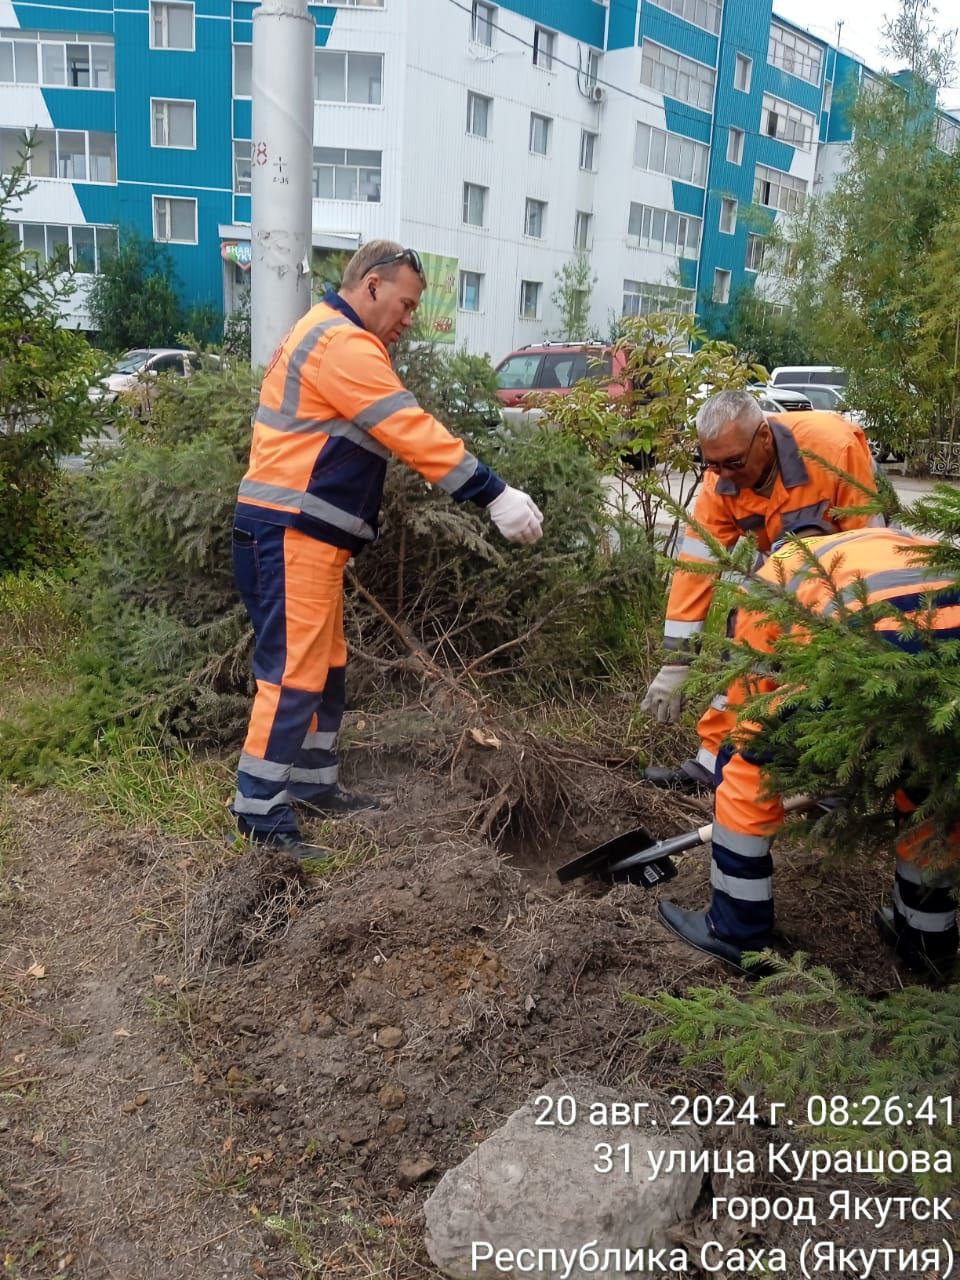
{"left": 642, "top": 388, "right": 880, "bottom": 793}
{"left": 231, "top": 239, "right": 543, "bottom": 859}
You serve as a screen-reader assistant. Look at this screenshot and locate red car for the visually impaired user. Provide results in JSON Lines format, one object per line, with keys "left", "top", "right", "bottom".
{"left": 494, "top": 342, "right": 631, "bottom": 418}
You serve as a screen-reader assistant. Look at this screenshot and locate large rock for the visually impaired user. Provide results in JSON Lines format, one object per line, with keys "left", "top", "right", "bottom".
{"left": 425, "top": 1084, "right": 704, "bottom": 1280}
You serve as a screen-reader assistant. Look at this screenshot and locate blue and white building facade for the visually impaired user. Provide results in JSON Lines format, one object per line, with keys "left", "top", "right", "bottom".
{"left": 1, "top": 0, "right": 958, "bottom": 357}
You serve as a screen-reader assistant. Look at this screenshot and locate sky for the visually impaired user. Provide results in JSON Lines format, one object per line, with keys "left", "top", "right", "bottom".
{"left": 772, "top": 0, "right": 960, "bottom": 107}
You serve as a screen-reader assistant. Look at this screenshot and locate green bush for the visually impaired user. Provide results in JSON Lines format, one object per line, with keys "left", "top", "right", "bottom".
{"left": 0, "top": 344, "right": 660, "bottom": 780}
{"left": 0, "top": 159, "right": 108, "bottom": 570}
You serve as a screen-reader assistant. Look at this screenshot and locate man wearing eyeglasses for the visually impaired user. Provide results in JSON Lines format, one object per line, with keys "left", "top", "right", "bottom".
{"left": 231, "top": 239, "right": 544, "bottom": 859}
{"left": 642, "top": 388, "right": 880, "bottom": 792}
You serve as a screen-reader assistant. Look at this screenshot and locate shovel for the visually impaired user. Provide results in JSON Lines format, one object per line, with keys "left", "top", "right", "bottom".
{"left": 557, "top": 795, "right": 816, "bottom": 887}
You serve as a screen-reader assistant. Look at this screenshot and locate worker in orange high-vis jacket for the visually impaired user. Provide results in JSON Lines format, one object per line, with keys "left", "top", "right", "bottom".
{"left": 657, "top": 526, "right": 960, "bottom": 982}
{"left": 642, "top": 388, "right": 880, "bottom": 793}
{"left": 232, "top": 240, "right": 543, "bottom": 860}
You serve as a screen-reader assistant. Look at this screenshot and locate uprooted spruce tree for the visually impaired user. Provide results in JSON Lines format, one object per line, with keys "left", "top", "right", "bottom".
{"left": 633, "top": 484, "right": 960, "bottom": 1184}
{"left": 0, "top": 325, "right": 679, "bottom": 839}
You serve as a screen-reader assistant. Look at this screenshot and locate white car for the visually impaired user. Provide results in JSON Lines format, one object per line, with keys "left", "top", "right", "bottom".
{"left": 89, "top": 347, "right": 214, "bottom": 405}
{"left": 750, "top": 385, "right": 814, "bottom": 414}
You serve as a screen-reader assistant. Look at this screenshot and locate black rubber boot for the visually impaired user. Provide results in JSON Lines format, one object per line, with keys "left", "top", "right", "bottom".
{"left": 644, "top": 758, "right": 715, "bottom": 792}
{"left": 296, "top": 786, "right": 381, "bottom": 817}
{"left": 240, "top": 828, "right": 335, "bottom": 864}
{"left": 874, "top": 905, "right": 958, "bottom": 983}
{"left": 657, "top": 900, "right": 775, "bottom": 979}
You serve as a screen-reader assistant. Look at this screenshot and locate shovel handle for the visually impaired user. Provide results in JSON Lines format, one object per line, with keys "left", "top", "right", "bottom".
{"left": 607, "top": 793, "right": 815, "bottom": 877}
{"left": 693, "top": 792, "right": 815, "bottom": 849}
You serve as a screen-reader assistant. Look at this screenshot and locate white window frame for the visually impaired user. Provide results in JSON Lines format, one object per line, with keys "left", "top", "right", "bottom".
{"left": 313, "top": 49, "right": 383, "bottom": 105}
{"left": 312, "top": 147, "right": 381, "bottom": 202}
{"left": 519, "top": 279, "right": 541, "bottom": 320}
{"left": 471, "top": 0, "right": 495, "bottom": 47}
{"left": 579, "top": 129, "right": 598, "bottom": 171}
{"left": 233, "top": 139, "right": 251, "bottom": 195}
{"left": 727, "top": 126, "right": 744, "bottom": 164}
{"left": 640, "top": 39, "right": 715, "bottom": 113}
{"left": 150, "top": 98, "right": 196, "bottom": 150}
{"left": 713, "top": 268, "right": 731, "bottom": 304}
{"left": 753, "top": 163, "right": 807, "bottom": 214}
{"left": 936, "top": 115, "right": 960, "bottom": 155}
{"left": 1, "top": 126, "right": 116, "bottom": 184}
{"left": 733, "top": 52, "right": 752, "bottom": 93}
{"left": 529, "top": 113, "right": 551, "bottom": 155}
{"left": 574, "top": 210, "right": 592, "bottom": 250}
{"left": 15, "top": 220, "right": 117, "bottom": 272}
{"left": 232, "top": 44, "right": 251, "bottom": 98}
{"left": 719, "top": 196, "right": 737, "bottom": 234}
{"left": 761, "top": 93, "right": 816, "bottom": 150}
{"left": 627, "top": 201, "right": 701, "bottom": 258}
{"left": 459, "top": 269, "right": 482, "bottom": 312}
{"left": 647, "top": 0, "right": 722, "bottom": 35}
{"left": 745, "top": 233, "right": 765, "bottom": 272}
{"left": 149, "top": 0, "right": 195, "bottom": 52}
{"left": 533, "top": 25, "right": 556, "bottom": 71}
{"left": 0, "top": 30, "right": 115, "bottom": 89}
{"left": 462, "top": 181, "right": 487, "bottom": 226}
{"left": 466, "top": 91, "right": 491, "bottom": 138}
{"left": 152, "top": 194, "right": 198, "bottom": 244}
{"left": 622, "top": 279, "right": 695, "bottom": 317}
{"left": 524, "top": 197, "right": 546, "bottom": 238}
{"left": 634, "top": 121, "right": 708, "bottom": 185}
{"left": 585, "top": 48, "right": 600, "bottom": 88}
{"left": 768, "top": 22, "right": 823, "bottom": 86}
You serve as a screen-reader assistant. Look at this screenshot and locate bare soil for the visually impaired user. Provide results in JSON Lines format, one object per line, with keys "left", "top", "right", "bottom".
{"left": 0, "top": 727, "right": 938, "bottom": 1278}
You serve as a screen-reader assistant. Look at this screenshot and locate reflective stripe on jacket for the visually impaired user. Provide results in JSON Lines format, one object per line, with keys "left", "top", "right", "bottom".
{"left": 725, "top": 527, "right": 960, "bottom": 721}
{"left": 734, "top": 526, "right": 960, "bottom": 657}
{"left": 664, "top": 412, "right": 880, "bottom": 654}
{"left": 237, "top": 296, "right": 505, "bottom": 550}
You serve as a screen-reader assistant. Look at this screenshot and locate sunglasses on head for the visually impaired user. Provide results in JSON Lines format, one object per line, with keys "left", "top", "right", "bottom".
{"left": 363, "top": 247, "right": 426, "bottom": 285}
{"left": 703, "top": 421, "right": 764, "bottom": 473}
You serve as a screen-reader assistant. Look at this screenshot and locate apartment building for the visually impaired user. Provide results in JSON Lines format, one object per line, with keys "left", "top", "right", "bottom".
{"left": 1, "top": 0, "right": 957, "bottom": 359}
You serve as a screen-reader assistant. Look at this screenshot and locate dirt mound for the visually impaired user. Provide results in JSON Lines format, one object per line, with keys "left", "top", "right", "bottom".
{"left": 0, "top": 738, "right": 925, "bottom": 1278}
{"left": 186, "top": 836, "right": 666, "bottom": 1201}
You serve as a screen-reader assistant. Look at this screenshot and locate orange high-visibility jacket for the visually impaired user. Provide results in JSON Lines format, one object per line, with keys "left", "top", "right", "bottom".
{"left": 734, "top": 526, "right": 957, "bottom": 661}
{"left": 664, "top": 412, "right": 879, "bottom": 656}
{"left": 237, "top": 297, "right": 504, "bottom": 551}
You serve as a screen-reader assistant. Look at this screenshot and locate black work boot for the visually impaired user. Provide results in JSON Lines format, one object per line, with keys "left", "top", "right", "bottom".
{"left": 657, "top": 900, "right": 774, "bottom": 979}
{"left": 296, "top": 786, "right": 381, "bottom": 817}
{"left": 644, "top": 758, "right": 715, "bottom": 793}
{"left": 241, "top": 828, "right": 335, "bottom": 864}
{"left": 874, "top": 906, "right": 958, "bottom": 983}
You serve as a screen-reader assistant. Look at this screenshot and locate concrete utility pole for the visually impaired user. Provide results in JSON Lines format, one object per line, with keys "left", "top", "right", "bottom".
{"left": 250, "top": 0, "right": 315, "bottom": 369}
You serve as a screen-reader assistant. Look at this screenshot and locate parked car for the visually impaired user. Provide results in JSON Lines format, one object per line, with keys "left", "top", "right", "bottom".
{"left": 769, "top": 365, "right": 847, "bottom": 389}
{"left": 774, "top": 382, "right": 846, "bottom": 412}
{"left": 89, "top": 347, "right": 216, "bottom": 408}
{"left": 750, "top": 385, "right": 814, "bottom": 413}
{"left": 775, "top": 381, "right": 900, "bottom": 462}
{"left": 494, "top": 342, "right": 628, "bottom": 422}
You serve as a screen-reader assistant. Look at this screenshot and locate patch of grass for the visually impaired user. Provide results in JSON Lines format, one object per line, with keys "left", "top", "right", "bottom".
{"left": 0, "top": 570, "right": 81, "bottom": 682}
{"left": 297, "top": 823, "right": 390, "bottom": 879}
{"left": 255, "top": 1202, "right": 426, "bottom": 1279}
{"left": 49, "top": 726, "right": 232, "bottom": 841}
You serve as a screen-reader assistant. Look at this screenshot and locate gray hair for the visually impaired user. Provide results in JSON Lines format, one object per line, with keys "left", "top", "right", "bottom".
{"left": 341, "top": 239, "right": 406, "bottom": 289}
{"left": 696, "top": 390, "right": 764, "bottom": 443}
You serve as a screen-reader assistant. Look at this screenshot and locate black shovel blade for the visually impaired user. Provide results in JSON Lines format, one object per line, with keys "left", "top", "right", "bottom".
{"left": 609, "top": 855, "right": 678, "bottom": 888}
{"left": 556, "top": 824, "right": 658, "bottom": 884}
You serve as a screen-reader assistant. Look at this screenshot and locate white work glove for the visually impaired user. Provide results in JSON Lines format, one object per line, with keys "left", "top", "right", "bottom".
{"left": 640, "top": 663, "right": 689, "bottom": 723}
{"left": 487, "top": 485, "right": 544, "bottom": 544}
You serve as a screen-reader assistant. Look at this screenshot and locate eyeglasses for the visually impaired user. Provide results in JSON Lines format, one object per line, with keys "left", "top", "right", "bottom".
{"left": 702, "top": 422, "right": 764, "bottom": 473}
{"left": 363, "top": 247, "right": 426, "bottom": 285}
